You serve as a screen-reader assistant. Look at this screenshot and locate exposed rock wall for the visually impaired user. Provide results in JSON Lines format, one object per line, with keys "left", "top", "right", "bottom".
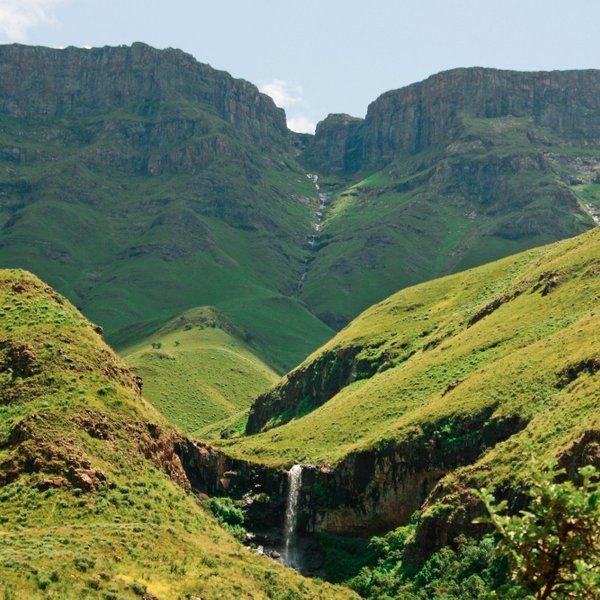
{"left": 304, "top": 67, "right": 600, "bottom": 173}
{"left": 246, "top": 344, "right": 387, "bottom": 434}
{"left": 301, "top": 113, "right": 364, "bottom": 173}
{"left": 177, "top": 440, "right": 288, "bottom": 529}
{"left": 297, "top": 411, "right": 526, "bottom": 537}
{"left": 0, "top": 43, "right": 286, "bottom": 145}
{"left": 186, "top": 411, "right": 527, "bottom": 543}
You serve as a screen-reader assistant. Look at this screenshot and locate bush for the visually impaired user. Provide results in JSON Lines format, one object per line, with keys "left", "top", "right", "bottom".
{"left": 478, "top": 464, "right": 599, "bottom": 599}
{"left": 203, "top": 496, "right": 245, "bottom": 540}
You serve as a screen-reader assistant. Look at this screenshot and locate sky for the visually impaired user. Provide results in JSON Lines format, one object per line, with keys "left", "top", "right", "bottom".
{"left": 1, "top": 0, "right": 599, "bottom": 133}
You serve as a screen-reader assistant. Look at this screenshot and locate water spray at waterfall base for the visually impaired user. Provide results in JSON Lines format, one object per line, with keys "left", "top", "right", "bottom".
{"left": 282, "top": 464, "right": 303, "bottom": 568}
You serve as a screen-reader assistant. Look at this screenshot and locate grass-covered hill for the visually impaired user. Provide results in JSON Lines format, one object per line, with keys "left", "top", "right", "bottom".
{"left": 0, "top": 269, "right": 352, "bottom": 599}
{"left": 215, "top": 227, "right": 599, "bottom": 542}
{"left": 121, "top": 306, "right": 278, "bottom": 435}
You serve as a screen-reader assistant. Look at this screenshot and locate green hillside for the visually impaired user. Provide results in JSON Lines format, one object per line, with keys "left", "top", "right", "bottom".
{"left": 299, "top": 115, "right": 598, "bottom": 327}
{"left": 1, "top": 50, "right": 599, "bottom": 390}
{"left": 216, "top": 226, "right": 599, "bottom": 494}
{"left": 122, "top": 307, "right": 278, "bottom": 434}
{"left": 0, "top": 269, "right": 352, "bottom": 599}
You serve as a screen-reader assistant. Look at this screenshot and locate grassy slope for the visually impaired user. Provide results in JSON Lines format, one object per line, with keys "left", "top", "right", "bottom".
{"left": 122, "top": 307, "right": 278, "bottom": 434}
{"left": 300, "top": 116, "right": 597, "bottom": 326}
{"left": 216, "top": 228, "right": 600, "bottom": 492}
{"left": 0, "top": 105, "right": 334, "bottom": 375}
{"left": 0, "top": 269, "right": 352, "bottom": 599}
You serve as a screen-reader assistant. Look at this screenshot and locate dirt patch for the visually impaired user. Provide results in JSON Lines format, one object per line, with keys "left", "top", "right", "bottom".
{"left": 0, "top": 342, "right": 39, "bottom": 378}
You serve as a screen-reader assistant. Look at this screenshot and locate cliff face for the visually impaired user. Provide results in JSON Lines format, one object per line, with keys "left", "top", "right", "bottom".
{"left": 0, "top": 43, "right": 286, "bottom": 144}
{"left": 305, "top": 67, "right": 600, "bottom": 173}
{"left": 301, "top": 113, "right": 364, "bottom": 173}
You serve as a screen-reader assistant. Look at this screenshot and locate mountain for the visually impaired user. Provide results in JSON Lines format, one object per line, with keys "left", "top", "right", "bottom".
{"left": 0, "top": 42, "right": 334, "bottom": 374}
{"left": 214, "top": 227, "right": 599, "bottom": 553}
{"left": 296, "top": 68, "right": 600, "bottom": 328}
{"left": 0, "top": 268, "right": 351, "bottom": 599}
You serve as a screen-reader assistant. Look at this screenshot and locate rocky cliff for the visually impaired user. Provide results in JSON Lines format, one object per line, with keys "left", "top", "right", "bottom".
{"left": 0, "top": 42, "right": 286, "bottom": 145}
{"left": 305, "top": 67, "right": 600, "bottom": 174}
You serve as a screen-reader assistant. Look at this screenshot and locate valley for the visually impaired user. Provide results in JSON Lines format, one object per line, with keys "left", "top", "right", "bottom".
{"left": 0, "top": 42, "right": 598, "bottom": 599}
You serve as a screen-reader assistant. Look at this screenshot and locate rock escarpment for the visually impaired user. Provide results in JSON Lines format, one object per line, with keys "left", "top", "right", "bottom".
{"left": 0, "top": 43, "right": 333, "bottom": 360}
{"left": 0, "top": 43, "right": 286, "bottom": 144}
{"left": 246, "top": 344, "right": 386, "bottom": 434}
{"left": 305, "top": 67, "right": 600, "bottom": 174}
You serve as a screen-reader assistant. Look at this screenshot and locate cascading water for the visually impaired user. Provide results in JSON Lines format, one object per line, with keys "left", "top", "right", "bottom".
{"left": 282, "top": 464, "right": 303, "bottom": 568}
{"left": 296, "top": 174, "right": 330, "bottom": 295}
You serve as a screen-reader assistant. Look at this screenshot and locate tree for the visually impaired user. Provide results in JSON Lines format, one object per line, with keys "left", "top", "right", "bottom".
{"left": 477, "top": 464, "right": 599, "bottom": 599}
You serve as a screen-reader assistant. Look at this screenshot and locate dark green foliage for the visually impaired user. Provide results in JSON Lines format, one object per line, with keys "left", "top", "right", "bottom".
{"left": 316, "top": 533, "right": 376, "bottom": 584}
{"left": 347, "top": 466, "right": 600, "bottom": 599}
{"left": 130, "top": 581, "right": 147, "bottom": 596}
{"left": 347, "top": 528, "right": 510, "bottom": 599}
{"left": 203, "top": 496, "right": 246, "bottom": 540}
{"left": 478, "top": 464, "right": 600, "bottom": 599}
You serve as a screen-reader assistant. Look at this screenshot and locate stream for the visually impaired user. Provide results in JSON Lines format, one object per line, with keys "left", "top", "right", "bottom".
{"left": 296, "top": 174, "right": 330, "bottom": 294}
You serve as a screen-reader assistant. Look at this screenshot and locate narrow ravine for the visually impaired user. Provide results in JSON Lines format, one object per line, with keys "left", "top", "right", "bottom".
{"left": 296, "top": 174, "right": 330, "bottom": 294}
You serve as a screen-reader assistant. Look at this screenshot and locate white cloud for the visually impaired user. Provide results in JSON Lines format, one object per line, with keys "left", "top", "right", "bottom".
{"left": 0, "top": 0, "right": 62, "bottom": 43}
{"left": 259, "top": 80, "right": 316, "bottom": 133}
{"left": 287, "top": 115, "right": 316, "bottom": 135}
{"left": 259, "top": 79, "right": 303, "bottom": 109}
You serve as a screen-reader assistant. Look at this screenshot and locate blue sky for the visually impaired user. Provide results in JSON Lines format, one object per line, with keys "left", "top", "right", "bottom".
{"left": 1, "top": 1, "right": 599, "bottom": 132}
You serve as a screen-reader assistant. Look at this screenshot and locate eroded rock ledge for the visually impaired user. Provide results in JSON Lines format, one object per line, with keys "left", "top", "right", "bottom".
{"left": 180, "top": 409, "right": 528, "bottom": 547}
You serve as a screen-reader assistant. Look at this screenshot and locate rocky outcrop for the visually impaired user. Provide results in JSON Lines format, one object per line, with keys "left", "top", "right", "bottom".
{"left": 304, "top": 67, "right": 600, "bottom": 174}
{"left": 185, "top": 410, "right": 527, "bottom": 546}
{"left": 0, "top": 43, "right": 286, "bottom": 145}
{"left": 176, "top": 440, "right": 288, "bottom": 530}
{"left": 301, "top": 114, "right": 364, "bottom": 174}
{"left": 246, "top": 344, "right": 390, "bottom": 434}
{"left": 411, "top": 428, "right": 600, "bottom": 562}
{"left": 297, "top": 411, "right": 527, "bottom": 538}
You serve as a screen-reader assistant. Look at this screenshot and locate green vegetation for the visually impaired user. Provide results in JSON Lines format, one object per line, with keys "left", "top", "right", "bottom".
{"left": 0, "top": 269, "right": 353, "bottom": 599}
{"left": 203, "top": 496, "right": 246, "bottom": 540}
{"left": 349, "top": 529, "right": 510, "bottom": 599}
{"left": 319, "top": 465, "right": 599, "bottom": 598}
{"left": 478, "top": 464, "right": 599, "bottom": 599}
{"left": 122, "top": 307, "right": 278, "bottom": 433}
{"left": 0, "top": 86, "right": 333, "bottom": 376}
{"left": 2, "top": 54, "right": 598, "bottom": 396}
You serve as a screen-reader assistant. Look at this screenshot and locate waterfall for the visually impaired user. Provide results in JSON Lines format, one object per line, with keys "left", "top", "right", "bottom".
{"left": 282, "top": 464, "right": 303, "bottom": 568}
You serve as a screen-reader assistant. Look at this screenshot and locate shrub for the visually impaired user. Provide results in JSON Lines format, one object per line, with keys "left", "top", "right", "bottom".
{"left": 478, "top": 464, "right": 600, "bottom": 599}
{"left": 203, "top": 496, "right": 245, "bottom": 540}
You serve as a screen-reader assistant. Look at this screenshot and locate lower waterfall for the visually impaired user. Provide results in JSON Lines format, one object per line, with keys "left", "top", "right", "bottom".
{"left": 282, "top": 464, "right": 303, "bottom": 568}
